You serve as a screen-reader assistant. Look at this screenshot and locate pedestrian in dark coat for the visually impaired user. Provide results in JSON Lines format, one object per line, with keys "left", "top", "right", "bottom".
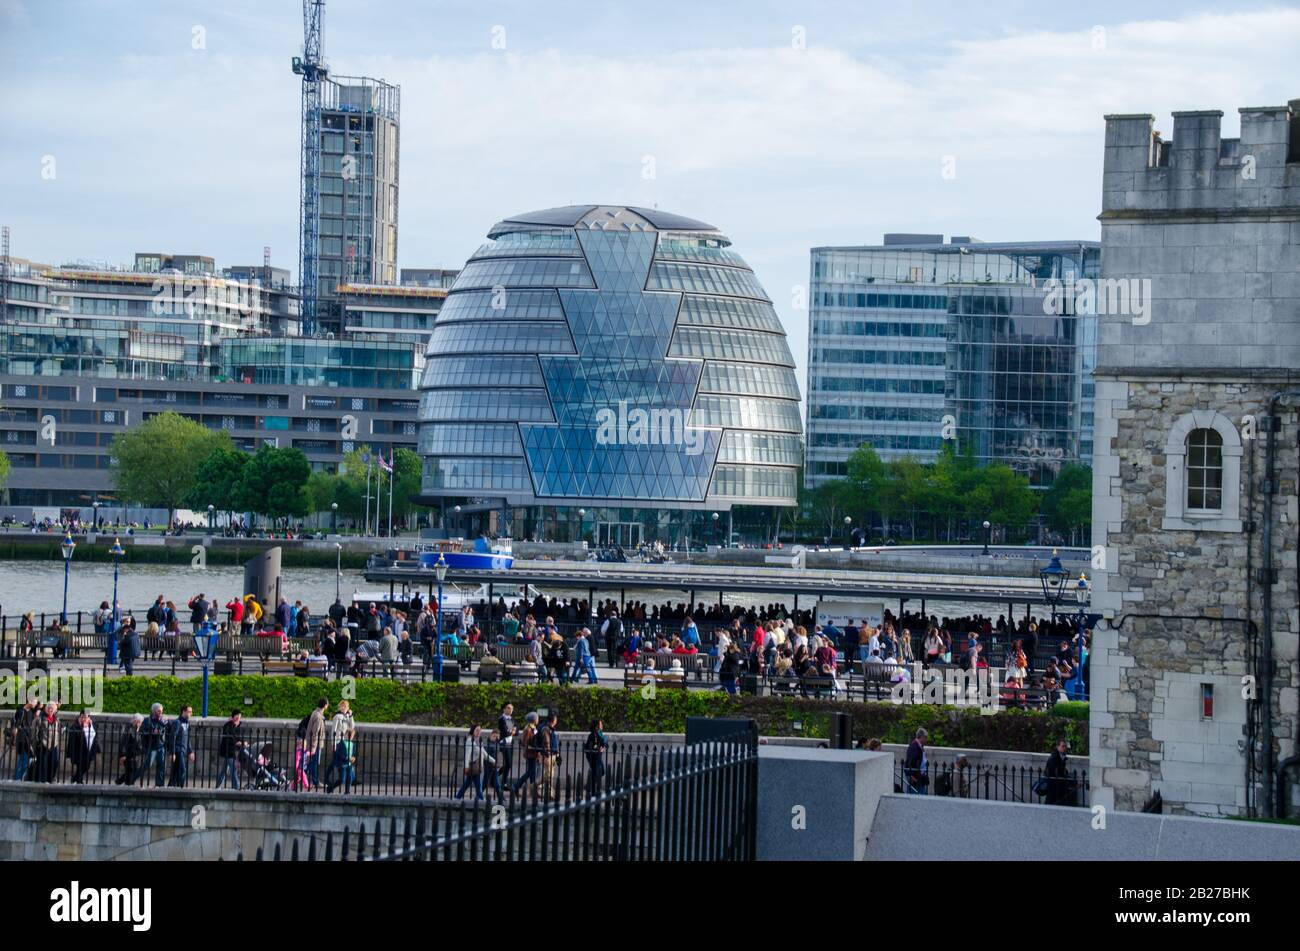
{"left": 65, "top": 711, "right": 100, "bottom": 784}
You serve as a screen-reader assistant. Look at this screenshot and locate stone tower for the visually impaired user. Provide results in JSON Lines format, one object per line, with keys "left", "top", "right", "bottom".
{"left": 1090, "top": 100, "right": 1300, "bottom": 817}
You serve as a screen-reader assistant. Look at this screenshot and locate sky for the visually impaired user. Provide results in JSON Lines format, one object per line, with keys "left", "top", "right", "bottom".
{"left": 2, "top": 0, "right": 1298, "bottom": 396}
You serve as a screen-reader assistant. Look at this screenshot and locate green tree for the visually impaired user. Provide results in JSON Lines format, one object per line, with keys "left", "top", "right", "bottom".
{"left": 845, "top": 443, "right": 899, "bottom": 537}
{"left": 183, "top": 445, "right": 248, "bottom": 524}
{"left": 1043, "top": 464, "right": 1092, "bottom": 544}
{"left": 234, "top": 445, "right": 311, "bottom": 528}
{"left": 0, "top": 449, "right": 10, "bottom": 500}
{"left": 969, "top": 464, "right": 1038, "bottom": 535}
{"left": 110, "top": 413, "right": 232, "bottom": 528}
{"left": 809, "top": 479, "right": 855, "bottom": 542}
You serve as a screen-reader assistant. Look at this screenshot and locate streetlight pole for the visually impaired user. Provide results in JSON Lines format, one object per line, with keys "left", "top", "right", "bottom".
{"left": 712, "top": 511, "right": 720, "bottom": 548}
{"left": 434, "top": 553, "right": 447, "bottom": 682}
{"left": 331, "top": 501, "right": 338, "bottom": 535}
{"left": 982, "top": 520, "right": 992, "bottom": 556}
{"left": 844, "top": 515, "right": 852, "bottom": 551}
{"left": 107, "top": 537, "right": 125, "bottom": 671}
{"left": 59, "top": 533, "right": 75, "bottom": 625}
{"left": 92, "top": 500, "right": 100, "bottom": 532}
{"left": 334, "top": 542, "right": 342, "bottom": 604}
{"left": 207, "top": 504, "right": 215, "bottom": 535}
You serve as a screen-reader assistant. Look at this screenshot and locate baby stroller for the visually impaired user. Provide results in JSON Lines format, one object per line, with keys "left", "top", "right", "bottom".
{"left": 239, "top": 742, "right": 290, "bottom": 790}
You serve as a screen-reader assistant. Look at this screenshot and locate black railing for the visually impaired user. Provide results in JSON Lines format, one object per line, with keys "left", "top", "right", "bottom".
{"left": 895, "top": 758, "right": 1089, "bottom": 806}
{"left": 0, "top": 717, "right": 676, "bottom": 802}
{"left": 237, "top": 730, "right": 759, "bottom": 862}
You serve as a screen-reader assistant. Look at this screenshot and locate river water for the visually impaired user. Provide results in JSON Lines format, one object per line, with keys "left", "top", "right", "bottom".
{"left": 0, "top": 559, "right": 1002, "bottom": 625}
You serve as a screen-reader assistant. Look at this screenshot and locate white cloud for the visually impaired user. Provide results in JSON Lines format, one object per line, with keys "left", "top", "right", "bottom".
{"left": 4, "top": 6, "right": 1298, "bottom": 394}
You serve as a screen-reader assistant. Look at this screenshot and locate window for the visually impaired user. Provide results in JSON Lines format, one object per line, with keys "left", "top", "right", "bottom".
{"left": 1185, "top": 428, "right": 1223, "bottom": 512}
{"left": 1163, "top": 411, "right": 1242, "bottom": 532}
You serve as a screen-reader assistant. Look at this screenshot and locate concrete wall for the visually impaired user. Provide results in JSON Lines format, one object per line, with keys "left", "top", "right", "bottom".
{"left": 0, "top": 782, "right": 433, "bottom": 861}
{"left": 756, "top": 748, "right": 892, "bottom": 861}
{"left": 864, "top": 794, "right": 1300, "bottom": 860}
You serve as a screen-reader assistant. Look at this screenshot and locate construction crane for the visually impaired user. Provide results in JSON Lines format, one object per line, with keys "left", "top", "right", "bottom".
{"left": 292, "top": 0, "right": 328, "bottom": 336}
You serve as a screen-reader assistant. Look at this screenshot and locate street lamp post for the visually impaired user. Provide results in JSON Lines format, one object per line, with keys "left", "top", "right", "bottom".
{"left": 577, "top": 508, "right": 586, "bottom": 546}
{"left": 192, "top": 621, "right": 220, "bottom": 718}
{"left": 334, "top": 542, "right": 342, "bottom": 604}
{"left": 982, "top": 520, "right": 992, "bottom": 556}
{"left": 844, "top": 515, "right": 852, "bottom": 551}
{"left": 712, "top": 511, "right": 720, "bottom": 547}
{"left": 92, "top": 500, "right": 100, "bottom": 532}
{"left": 59, "top": 533, "right": 75, "bottom": 625}
{"left": 207, "top": 504, "right": 215, "bottom": 534}
{"left": 433, "top": 553, "right": 448, "bottom": 682}
{"left": 1072, "top": 573, "right": 1091, "bottom": 701}
{"left": 106, "top": 537, "right": 125, "bottom": 670}
{"left": 331, "top": 501, "right": 338, "bottom": 535}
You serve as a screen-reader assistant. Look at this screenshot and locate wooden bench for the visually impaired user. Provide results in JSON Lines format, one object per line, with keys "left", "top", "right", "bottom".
{"left": 797, "top": 675, "right": 839, "bottom": 699}
{"left": 506, "top": 664, "right": 539, "bottom": 684}
{"left": 476, "top": 663, "right": 506, "bottom": 683}
{"left": 623, "top": 669, "right": 688, "bottom": 691}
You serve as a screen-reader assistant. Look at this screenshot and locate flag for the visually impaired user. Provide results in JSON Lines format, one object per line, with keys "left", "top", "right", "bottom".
{"left": 378, "top": 451, "right": 392, "bottom": 474}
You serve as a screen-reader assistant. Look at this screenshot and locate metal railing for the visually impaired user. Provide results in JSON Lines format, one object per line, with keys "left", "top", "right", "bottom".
{"left": 238, "top": 730, "right": 759, "bottom": 862}
{"left": 0, "top": 716, "right": 690, "bottom": 803}
{"left": 896, "top": 758, "right": 1089, "bottom": 805}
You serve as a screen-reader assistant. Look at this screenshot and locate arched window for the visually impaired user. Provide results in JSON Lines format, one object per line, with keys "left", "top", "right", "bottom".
{"left": 1185, "top": 428, "right": 1223, "bottom": 513}
{"left": 1163, "top": 411, "right": 1242, "bottom": 533}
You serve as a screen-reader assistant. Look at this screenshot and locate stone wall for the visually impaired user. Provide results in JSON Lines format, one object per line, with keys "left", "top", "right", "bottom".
{"left": 1090, "top": 100, "right": 1300, "bottom": 817}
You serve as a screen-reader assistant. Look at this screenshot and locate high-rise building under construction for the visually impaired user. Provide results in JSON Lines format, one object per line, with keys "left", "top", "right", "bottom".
{"left": 309, "top": 75, "right": 400, "bottom": 336}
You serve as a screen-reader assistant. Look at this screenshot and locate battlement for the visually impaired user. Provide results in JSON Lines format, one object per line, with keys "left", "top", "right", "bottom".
{"left": 1101, "top": 99, "right": 1300, "bottom": 215}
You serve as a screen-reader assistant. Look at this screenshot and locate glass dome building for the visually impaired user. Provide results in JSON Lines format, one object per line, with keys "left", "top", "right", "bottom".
{"left": 417, "top": 205, "right": 802, "bottom": 545}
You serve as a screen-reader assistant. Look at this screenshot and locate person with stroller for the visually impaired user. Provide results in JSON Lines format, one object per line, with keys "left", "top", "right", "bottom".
{"left": 216, "top": 710, "right": 245, "bottom": 789}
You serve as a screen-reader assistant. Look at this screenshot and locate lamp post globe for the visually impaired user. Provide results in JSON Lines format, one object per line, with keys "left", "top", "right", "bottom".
{"left": 106, "top": 537, "right": 125, "bottom": 667}
{"left": 331, "top": 501, "right": 338, "bottom": 535}
{"left": 334, "top": 542, "right": 343, "bottom": 603}
{"left": 59, "top": 533, "right": 76, "bottom": 625}
{"left": 433, "top": 553, "right": 448, "bottom": 681}
{"left": 982, "top": 520, "right": 992, "bottom": 556}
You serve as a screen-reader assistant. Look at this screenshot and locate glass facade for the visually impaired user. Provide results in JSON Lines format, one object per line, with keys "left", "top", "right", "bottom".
{"left": 806, "top": 238, "right": 1099, "bottom": 488}
{"left": 418, "top": 205, "right": 802, "bottom": 519}
{"left": 221, "top": 336, "right": 423, "bottom": 390}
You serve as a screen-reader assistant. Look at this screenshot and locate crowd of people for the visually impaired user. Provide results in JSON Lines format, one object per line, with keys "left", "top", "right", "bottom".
{"left": 5, "top": 694, "right": 613, "bottom": 803}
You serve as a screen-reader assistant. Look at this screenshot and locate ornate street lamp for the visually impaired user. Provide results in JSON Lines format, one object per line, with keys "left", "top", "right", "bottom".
{"left": 207, "top": 504, "right": 215, "bottom": 534}
{"left": 982, "top": 520, "right": 992, "bottom": 556}
{"left": 331, "top": 501, "right": 338, "bottom": 535}
{"left": 712, "top": 511, "right": 720, "bottom": 547}
{"left": 1038, "top": 548, "right": 1070, "bottom": 608}
{"left": 59, "top": 533, "right": 76, "bottom": 625}
{"left": 192, "top": 621, "right": 221, "bottom": 717}
{"left": 92, "top": 500, "right": 101, "bottom": 531}
{"left": 433, "top": 553, "right": 448, "bottom": 682}
{"left": 106, "top": 537, "right": 125, "bottom": 670}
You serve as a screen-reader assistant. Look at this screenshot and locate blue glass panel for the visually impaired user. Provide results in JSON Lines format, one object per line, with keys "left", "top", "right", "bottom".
{"left": 520, "top": 424, "right": 722, "bottom": 501}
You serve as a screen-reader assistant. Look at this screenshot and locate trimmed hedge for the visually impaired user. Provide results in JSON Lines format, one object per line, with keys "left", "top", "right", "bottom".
{"left": 11, "top": 674, "right": 1088, "bottom": 754}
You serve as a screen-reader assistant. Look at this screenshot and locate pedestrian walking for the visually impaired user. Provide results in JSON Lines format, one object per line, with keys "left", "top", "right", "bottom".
{"left": 511, "top": 712, "right": 540, "bottom": 796}
{"left": 584, "top": 718, "right": 607, "bottom": 798}
{"left": 33, "top": 702, "right": 61, "bottom": 783}
{"left": 165, "top": 705, "right": 194, "bottom": 787}
{"left": 65, "top": 711, "right": 99, "bottom": 784}
{"left": 215, "top": 710, "right": 245, "bottom": 790}
{"left": 9, "top": 697, "right": 38, "bottom": 781}
{"left": 454, "top": 725, "right": 488, "bottom": 801}
{"left": 137, "top": 703, "right": 167, "bottom": 786}
{"left": 497, "top": 702, "right": 516, "bottom": 786}
{"left": 116, "top": 714, "right": 143, "bottom": 785}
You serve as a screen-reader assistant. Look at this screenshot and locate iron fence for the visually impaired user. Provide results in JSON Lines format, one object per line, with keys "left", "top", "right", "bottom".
{"left": 238, "top": 730, "right": 759, "bottom": 861}
{"left": 0, "top": 715, "right": 674, "bottom": 802}
{"left": 895, "top": 758, "right": 1089, "bottom": 806}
